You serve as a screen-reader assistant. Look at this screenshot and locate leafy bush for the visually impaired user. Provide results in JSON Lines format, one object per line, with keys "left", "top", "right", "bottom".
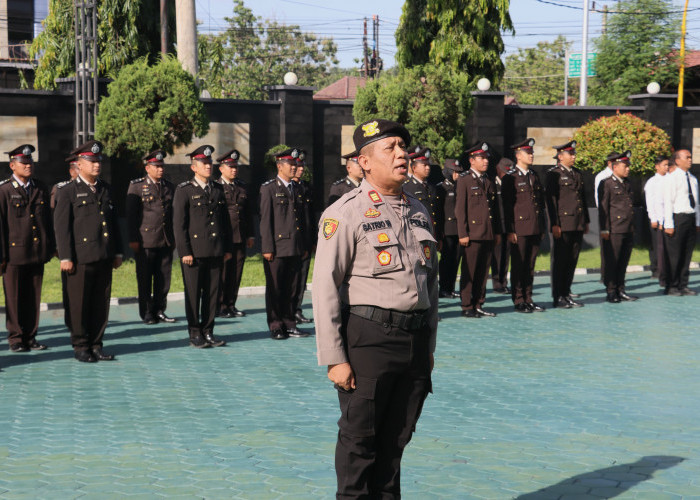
{"left": 572, "top": 113, "right": 672, "bottom": 176}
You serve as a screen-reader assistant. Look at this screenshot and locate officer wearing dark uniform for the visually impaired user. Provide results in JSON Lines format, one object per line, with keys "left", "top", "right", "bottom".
{"left": 404, "top": 146, "right": 439, "bottom": 234}
{"left": 292, "top": 151, "right": 315, "bottom": 324}
{"left": 259, "top": 148, "right": 310, "bottom": 340}
{"left": 216, "top": 149, "right": 254, "bottom": 318}
{"left": 126, "top": 149, "right": 176, "bottom": 325}
{"left": 502, "top": 138, "right": 547, "bottom": 313}
{"left": 599, "top": 150, "right": 637, "bottom": 303}
{"left": 491, "top": 158, "right": 513, "bottom": 294}
{"left": 0, "top": 145, "right": 55, "bottom": 352}
{"left": 54, "top": 140, "right": 123, "bottom": 362}
{"left": 327, "top": 152, "right": 363, "bottom": 207}
{"left": 455, "top": 142, "right": 502, "bottom": 318}
{"left": 312, "top": 119, "right": 437, "bottom": 498}
{"left": 436, "top": 158, "right": 463, "bottom": 297}
{"left": 173, "top": 145, "right": 232, "bottom": 348}
{"left": 545, "top": 140, "right": 590, "bottom": 308}
{"left": 50, "top": 155, "right": 79, "bottom": 210}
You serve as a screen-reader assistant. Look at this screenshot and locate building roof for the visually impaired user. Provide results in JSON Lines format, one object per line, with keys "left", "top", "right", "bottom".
{"left": 313, "top": 76, "right": 367, "bottom": 101}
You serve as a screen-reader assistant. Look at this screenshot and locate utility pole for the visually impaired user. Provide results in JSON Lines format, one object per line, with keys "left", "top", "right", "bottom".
{"left": 74, "top": 0, "right": 98, "bottom": 147}
{"left": 175, "top": 0, "right": 197, "bottom": 76}
{"left": 161, "top": 0, "right": 168, "bottom": 55}
{"left": 677, "top": 0, "right": 690, "bottom": 107}
{"left": 579, "top": 0, "right": 590, "bottom": 106}
{"left": 362, "top": 18, "right": 369, "bottom": 78}
{"left": 602, "top": 5, "right": 608, "bottom": 36}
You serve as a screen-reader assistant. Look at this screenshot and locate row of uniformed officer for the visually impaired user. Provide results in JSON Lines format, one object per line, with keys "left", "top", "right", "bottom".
{"left": 435, "top": 158, "right": 463, "bottom": 298}
{"left": 404, "top": 146, "right": 439, "bottom": 235}
{"left": 327, "top": 152, "right": 363, "bottom": 207}
{"left": 291, "top": 153, "right": 316, "bottom": 324}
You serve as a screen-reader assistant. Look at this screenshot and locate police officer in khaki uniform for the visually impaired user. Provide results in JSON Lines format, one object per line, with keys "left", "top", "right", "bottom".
{"left": 599, "top": 150, "right": 638, "bottom": 303}
{"left": 126, "top": 149, "right": 176, "bottom": 325}
{"left": 502, "top": 138, "right": 547, "bottom": 313}
{"left": 54, "top": 140, "right": 123, "bottom": 362}
{"left": 259, "top": 148, "right": 311, "bottom": 340}
{"left": 173, "top": 145, "right": 232, "bottom": 348}
{"left": 327, "top": 151, "right": 363, "bottom": 206}
{"left": 455, "top": 142, "right": 502, "bottom": 318}
{"left": 216, "top": 149, "right": 254, "bottom": 318}
{"left": 50, "top": 155, "right": 79, "bottom": 210}
{"left": 546, "top": 140, "right": 590, "bottom": 308}
{"left": 312, "top": 119, "right": 437, "bottom": 498}
{"left": 436, "top": 158, "right": 463, "bottom": 297}
{"left": 0, "top": 145, "right": 55, "bottom": 352}
{"left": 404, "top": 146, "right": 439, "bottom": 234}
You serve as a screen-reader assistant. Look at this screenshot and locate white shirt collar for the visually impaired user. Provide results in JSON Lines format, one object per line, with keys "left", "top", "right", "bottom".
{"left": 11, "top": 174, "right": 31, "bottom": 188}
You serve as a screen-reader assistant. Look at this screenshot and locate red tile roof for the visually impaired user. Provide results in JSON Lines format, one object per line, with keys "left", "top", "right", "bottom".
{"left": 313, "top": 76, "right": 368, "bottom": 101}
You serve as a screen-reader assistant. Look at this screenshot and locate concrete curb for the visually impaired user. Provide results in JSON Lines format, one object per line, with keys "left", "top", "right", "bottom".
{"left": 4, "top": 262, "right": 699, "bottom": 315}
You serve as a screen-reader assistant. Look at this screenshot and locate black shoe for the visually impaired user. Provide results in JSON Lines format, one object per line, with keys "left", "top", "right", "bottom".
{"left": 566, "top": 297, "right": 584, "bottom": 308}
{"left": 606, "top": 292, "right": 621, "bottom": 303}
{"left": 494, "top": 287, "right": 510, "bottom": 294}
{"left": 217, "top": 307, "right": 234, "bottom": 318}
{"left": 461, "top": 309, "right": 481, "bottom": 318}
{"left": 680, "top": 288, "right": 698, "bottom": 296}
{"left": 9, "top": 343, "right": 29, "bottom": 353}
{"left": 475, "top": 308, "right": 497, "bottom": 317}
{"left": 527, "top": 302, "right": 546, "bottom": 312}
{"left": 666, "top": 287, "right": 682, "bottom": 296}
{"left": 553, "top": 297, "right": 572, "bottom": 309}
{"left": 27, "top": 340, "right": 48, "bottom": 350}
{"left": 75, "top": 350, "right": 96, "bottom": 363}
{"left": 204, "top": 333, "right": 226, "bottom": 347}
{"left": 143, "top": 316, "right": 158, "bottom": 325}
{"left": 189, "top": 334, "right": 211, "bottom": 348}
{"left": 157, "top": 313, "right": 176, "bottom": 323}
{"left": 287, "top": 327, "right": 311, "bottom": 338}
{"left": 439, "top": 291, "right": 452, "bottom": 298}
{"left": 451, "top": 291, "right": 461, "bottom": 298}
{"left": 514, "top": 303, "right": 532, "bottom": 313}
{"left": 270, "top": 329, "right": 288, "bottom": 340}
{"left": 294, "top": 311, "right": 313, "bottom": 324}
{"left": 618, "top": 292, "right": 638, "bottom": 301}
{"left": 92, "top": 347, "right": 115, "bottom": 361}
{"left": 231, "top": 308, "right": 246, "bottom": 317}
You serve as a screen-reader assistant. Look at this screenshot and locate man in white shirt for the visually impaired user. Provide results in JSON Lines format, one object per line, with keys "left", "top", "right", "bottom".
{"left": 662, "top": 149, "right": 699, "bottom": 296}
{"left": 644, "top": 155, "right": 669, "bottom": 286}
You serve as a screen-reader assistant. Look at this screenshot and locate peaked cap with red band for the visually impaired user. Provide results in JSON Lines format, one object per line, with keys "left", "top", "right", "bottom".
{"left": 464, "top": 141, "right": 490, "bottom": 158}
{"left": 341, "top": 150, "right": 359, "bottom": 162}
{"left": 187, "top": 145, "right": 214, "bottom": 161}
{"left": 217, "top": 149, "right": 241, "bottom": 164}
{"left": 142, "top": 149, "right": 166, "bottom": 164}
{"left": 607, "top": 150, "right": 632, "bottom": 163}
{"left": 6, "top": 144, "right": 35, "bottom": 163}
{"left": 409, "top": 146, "right": 432, "bottom": 162}
{"left": 71, "top": 140, "right": 104, "bottom": 161}
{"left": 511, "top": 138, "right": 535, "bottom": 151}
{"left": 552, "top": 140, "right": 576, "bottom": 159}
{"left": 274, "top": 147, "right": 302, "bottom": 162}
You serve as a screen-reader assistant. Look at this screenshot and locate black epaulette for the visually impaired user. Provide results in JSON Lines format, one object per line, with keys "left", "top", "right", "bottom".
{"left": 546, "top": 166, "right": 557, "bottom": 172}
{"left": 178, "top": 180, "right": 190, "bottom": 188}
{"left": 332, "top": 178, "right": 345, "bottom": 186}
{"left": 0, "top": 178, "right": 11, "bottom": 186}
{"left": 130, "top": 177, "right": 145, "bottom": 184}
{"left": 262, "top": 179, "right": 275, "bottom": 186}
{"left": 56, "top": 179, "right": 73, "bottom": 189}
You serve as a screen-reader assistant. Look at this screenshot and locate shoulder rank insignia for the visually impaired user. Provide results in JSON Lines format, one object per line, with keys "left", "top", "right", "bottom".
{"left": 423, "top": 245, "right": 431, "bottom": 259}
{"left": 131, "top": 177, "right": 145, "bottom": 184}
{"left": 377, "top": 250, "right": 391, "bottom": 266}
{"left": 262, "top": 179, "right": 275, "bottom": 186}
{"left": 401, "top": 193, "right": 410, "bottom": 205}
{"left": 368, "top": 190, "right": 382, "bottom": 203}
{"left": 177, "top": 181, "right": 190, "bottom": 188}
{"left": 377, "top": 233, "right": 390, "bottom": 243}
{"left": 322, "top": 218, "right": 339, "bottom": 240}
{"left": 0, "top": 178, "right": 10, "bottom": 186}
{"left": 364, "top": 208, "right": 380, "bottom": 218}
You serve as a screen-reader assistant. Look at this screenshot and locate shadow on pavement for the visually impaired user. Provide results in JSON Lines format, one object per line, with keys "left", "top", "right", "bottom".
{"left": 516, "top": 455, "right": 684, "bottom": 499}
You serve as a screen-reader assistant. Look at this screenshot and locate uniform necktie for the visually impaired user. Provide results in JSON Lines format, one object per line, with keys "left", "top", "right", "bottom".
{"left": 24, "top": 183, "right": 31, "bottom": 197}
{"left": 686, "top": 172, "right": 695, "bottom": 209}
{"left": 204, "top": 184, "right": 210, "bottom": 196}
{"left": 288, "top": 183, "right": 294, "bottom": 198}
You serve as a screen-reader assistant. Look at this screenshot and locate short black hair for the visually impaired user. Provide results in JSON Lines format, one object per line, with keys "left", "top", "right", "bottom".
{"left": 655, "top": 155, "right": 669, "bottom": 164}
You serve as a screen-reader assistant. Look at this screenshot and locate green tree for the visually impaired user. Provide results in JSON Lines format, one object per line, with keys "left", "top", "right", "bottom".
{"left": 30, "top": 0, "right": 175, "bottom": 90}
{"left": 503, "top": 35, "right": 579, "bottom": 105}
{"left": 96, "top": 56, "right": 209, "bottom": 160}
{"left": 353, "top": 65, "right": 473, "bottom": 163}
{"left": 198, "top": 0, "right": 338, "bottom": 100}
{"left": 590, "top": 0, "right": 680, "bottom": 105}
{"left": 395, "top": 0, "right": 513, "bottom": 85}
{"left": 572, "top": 113, "right": 671, "bottom": 176}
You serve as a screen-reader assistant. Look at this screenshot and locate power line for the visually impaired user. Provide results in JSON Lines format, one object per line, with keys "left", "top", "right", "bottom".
{"left": 534, "top": 0, "right": 699, "bottom": 15}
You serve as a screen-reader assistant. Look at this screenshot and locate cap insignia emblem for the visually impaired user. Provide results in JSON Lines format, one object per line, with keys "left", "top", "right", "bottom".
{"left": 203, "top": 147, "right": 212, "bottom": 157}
{"left": 91, "top": 143, "right": 101, "bottom": 154}
{"left": 155, "top": 153, "right": 163, "bottom": 161}
{"left": 362, "top": 121, "right": 380, "bottom": 138}
{"left": 22, "top": 146, "right": 32, "bottom": 156}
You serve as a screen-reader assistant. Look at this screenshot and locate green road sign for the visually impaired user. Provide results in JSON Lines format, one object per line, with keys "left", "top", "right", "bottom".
{"left": 568, "top": 53, "right": 597, "bottom": 78}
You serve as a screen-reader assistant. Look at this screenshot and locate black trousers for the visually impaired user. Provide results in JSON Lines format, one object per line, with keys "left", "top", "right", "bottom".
{"left": 648, "top": 224, "right": 659, "bottom": 277}
{"left": 459, "top": 240, "right": 494, "bottom": 311}
{"left": 438, "top": 235, "right": 461, "bottom": 294}
{"left": 491, "top": 235, "right": 510, "bottom": 290}
{"left": 263, "top": 255, "right": 301, "bottom": 332}
{"left": 135, "top": 246, "right": 173, "bottom": 320}
{"left": 219, "top": 242, "right": 246, "bottom": 311}
{"left": 510, "top": 235, "right": 540, "bottom": 305}
{"left": 3, "top": 263, "right": 44, "bottom": 347}
{"left": 293, "top": 252, "right": 312, "bottom": 313}
{"left": 64, "top": 259, "right": 112, "bottom": 352}
{"left": 550, "top": 230, "right": 583, "bottom": 300}
{"left": 336, "top": 313, "right": 431, "bottom": 499}
{"left": 654, "top": 227, "right": 669, "bottom": 287}
{"left": 181, "top": 256, "right": 223, "bottom": 337}
{"left": 664, "top": 213, "right": 697, "bottom": 290}
{"left": 602, "top": 232, "right": 633, "bottom": 294}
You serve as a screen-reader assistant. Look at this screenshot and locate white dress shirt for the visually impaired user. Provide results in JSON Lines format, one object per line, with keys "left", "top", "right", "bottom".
{"left": 643, "top": 173, "right": 666, "bottom": 225}
{"left": 594, "top": 167, "right": 613, "bottom": 207}
{"left": 663, "top": 167, "right": 700, "bottom": 229}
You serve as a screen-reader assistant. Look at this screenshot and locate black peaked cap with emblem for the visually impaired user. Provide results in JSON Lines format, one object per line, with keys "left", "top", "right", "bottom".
{"left": 353, "top": 119, "right": 411, "bottom": 152}
{"left": 6, "top": 144, "right": 35, "bottom": 162}
{"left": 65, "top": 154, "right": 77, "bottom": 164}
{"left": 510, "top": 138, "right": 535, "bottom": 151}
{"left": 607, "top": 150, "right": 632, "bottom": 163}
{"left": 444, "top": 158, "right": 464, "bottom": 173}
{"left": 70, "top": 140, "right": 104, "bottom": 160}
{"left": 553, "top": 140, "right": 576, "bottom": 159}
{"left": 142, "top": 149, "right": 166, "bottom": 164}
{"left": 296, "top": 149, "right": 307, "bottom": 163}
{"left": 464, "top": 141, "right": 490, "bottom": 157}
{"left": 187, "top": 145, "right": 214, "bottom": 160}
{"left": 342, "top": 150, "right": 359, "bottom": 161}
{"left": 409, "top": 146, "right": 432, "bottom": 161}
{"left": 274, "top": 147, "right": 302, "bottom": 161}
{"left": 217, "top": 149, "right": 241, "bottom": 164}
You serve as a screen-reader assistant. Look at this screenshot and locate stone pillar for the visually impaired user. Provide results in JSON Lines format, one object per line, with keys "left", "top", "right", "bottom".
{"left": 465, "top": 91, "right": 507, "bottom": 155}
{"left": 628, "top": 93, "right": 678, "bottom": 146}
{"left": 175, "top": 0, "right": 197, "bottom": 76}
{"left": 265, "top": 85, "right": 315, "bottom": 161}
{"left": 0, "top": 0, "right": 9, "bottom": 60}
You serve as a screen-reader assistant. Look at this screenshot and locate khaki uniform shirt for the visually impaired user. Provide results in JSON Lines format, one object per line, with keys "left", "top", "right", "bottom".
{"left": 312, "top": 179, "right": 439, "bottom": 366}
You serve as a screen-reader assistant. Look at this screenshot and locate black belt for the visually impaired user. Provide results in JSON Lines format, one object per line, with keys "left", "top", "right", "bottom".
{"left": 349, "top": 305, "right": 428, "bottom": 331}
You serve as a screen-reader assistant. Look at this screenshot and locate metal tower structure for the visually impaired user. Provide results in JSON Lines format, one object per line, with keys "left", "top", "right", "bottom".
{"left": 74, "top": 0, "right": 98, "bottom": 147}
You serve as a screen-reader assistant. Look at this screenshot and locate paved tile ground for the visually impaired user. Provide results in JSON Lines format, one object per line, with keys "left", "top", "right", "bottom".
{"left": 1, "top": 271, "right": 700, "bottom": 499}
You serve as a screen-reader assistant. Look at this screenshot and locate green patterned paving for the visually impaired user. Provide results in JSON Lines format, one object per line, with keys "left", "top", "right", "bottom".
{"left": 1, "top": 272, "right": 700, "bottom": 499}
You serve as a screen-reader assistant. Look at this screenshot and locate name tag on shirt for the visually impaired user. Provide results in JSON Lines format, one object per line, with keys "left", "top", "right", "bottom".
{"left": 76, "top": 193, "right": 88, "bottom": 198}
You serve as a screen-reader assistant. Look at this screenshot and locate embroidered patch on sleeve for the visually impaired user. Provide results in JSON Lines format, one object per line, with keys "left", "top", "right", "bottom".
{"left": 423, "top": 245, "right": 431, "bottom": 259}
{"left": 322, "top": 218, "right": 339, "bottom": 239}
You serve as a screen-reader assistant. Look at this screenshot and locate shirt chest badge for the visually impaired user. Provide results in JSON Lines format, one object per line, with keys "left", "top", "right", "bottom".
{"left": 377, "top": 250, "right": 391, "bottom": 266}
{"left": 364, "top": 208, "right": 381, "bottom": 218}
{"left": 377, "top": 233, "right": 390, "bottom": 243}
